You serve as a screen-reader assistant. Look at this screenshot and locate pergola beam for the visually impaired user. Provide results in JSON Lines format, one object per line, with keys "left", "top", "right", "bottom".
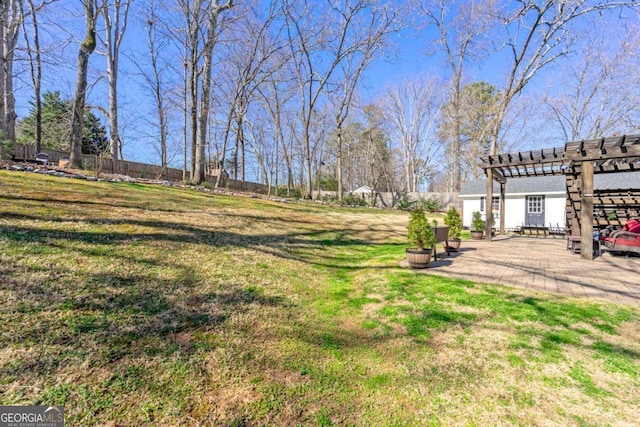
{"left": 564, "top": 145, "right": 640, "bottom": 162}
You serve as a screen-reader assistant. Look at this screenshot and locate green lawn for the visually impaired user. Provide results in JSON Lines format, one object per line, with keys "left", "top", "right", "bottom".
{"left": 1, "top": 171, "right": 639, "bottom": 426}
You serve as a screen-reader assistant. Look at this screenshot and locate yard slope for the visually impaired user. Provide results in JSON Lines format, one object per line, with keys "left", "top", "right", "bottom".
{"left": 1, "top": 171, "right": 639, "bottom": 426}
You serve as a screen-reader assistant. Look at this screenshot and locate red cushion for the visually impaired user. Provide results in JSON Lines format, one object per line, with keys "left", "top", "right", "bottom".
{"left": 629, "top": 224, "right": 640, "bottom": 234}
{"left": 615, "top": 238, "right": 640, "bottom": 247}
{"left": 623, "top": 219, "right": 639, "bottom": 231}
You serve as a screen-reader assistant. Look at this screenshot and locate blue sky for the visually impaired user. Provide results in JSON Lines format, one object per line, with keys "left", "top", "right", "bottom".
{"left": 13, "top": 1, "right": 639, "bottom": 170}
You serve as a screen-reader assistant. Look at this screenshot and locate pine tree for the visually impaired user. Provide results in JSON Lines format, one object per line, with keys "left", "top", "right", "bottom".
{"left": 18, "top": 91, "right": 108, "bottom": 155}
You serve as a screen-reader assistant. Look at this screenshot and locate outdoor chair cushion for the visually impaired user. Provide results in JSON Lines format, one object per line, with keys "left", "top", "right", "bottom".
{"left": 603, "top": 231, "right": 640, "bottom": 253}
{"left": 628, "top": 223, "right": 640, "bottom": 234}
{"left": 623, "top": 219, "right": 640, "bottom": 232}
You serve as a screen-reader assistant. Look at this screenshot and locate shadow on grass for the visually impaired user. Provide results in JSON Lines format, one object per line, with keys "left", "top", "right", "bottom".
{"left": 0, "top": 264, "right": 288, "bottom": 381}
{"left": 0, "top": 214, "right": 403, "bottom": 272}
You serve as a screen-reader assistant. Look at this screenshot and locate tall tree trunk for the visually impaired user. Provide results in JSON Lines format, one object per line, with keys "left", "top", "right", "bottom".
{"left": 194, "top": 37, "right": 211, "bottom": 184}
{"left": 23, "top": 0, "right": 42, "bottom": 153}
{"left": 215, "top": 109, "right": 233, "bottom": 187}
{"left": 4, "top": 52, "right": 16, "bottom": 142}
{"left": 103, "top": 0, "right": 130, "bottom": 161}
{"left": 195, "top": 1, "right": 233, "bottom": 184}
{"left": 1, "top": 0, "right": 21, "bottom": 144}
{"left": 144, "top": 8, "right": 167, "bottom": 174}
{"left": 337, "top": 125, "right": 343, "bottom": 200}
{"left": 182, "top": 57, "right": 187, "bottom": 181}
{"left": 70, "top": 1, "right": 96, "bottom": 169}
{"left": 107, "top": 58, "right": 119, "bottom": 159}
{"left": 189, "top": 39, "right": 198, "bottom": 180}
{"left": 233, "top": 117, "right": 239, "bottom": 179}
{"left": 303, "top": 120, "right": 312, "bottom": 198}
{"left": 0, "top": 4, "right": 5, "bottom": 140}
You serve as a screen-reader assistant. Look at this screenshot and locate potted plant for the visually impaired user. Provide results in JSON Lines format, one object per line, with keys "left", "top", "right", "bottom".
{"left": 406, "top": 209, "right": 436, "bottom": 269}
{"left": 471, "top": 211, "right": 485, "bottom": 240}
{"left": 444, "top": 206, "right": 462, "bottom": 251}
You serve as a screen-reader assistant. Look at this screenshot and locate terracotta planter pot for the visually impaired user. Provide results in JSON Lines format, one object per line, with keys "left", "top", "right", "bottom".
{"left": 470, "top": 231, "right": 484, "bottom": 240}
{"left": 406, "top": 248, "right": 432, "bottom": 269}
{"left": 446, "top": 238, "right": 462, "bottom": 252}
{"left": 59, "top": 157, "right": 70, "bottom": 168}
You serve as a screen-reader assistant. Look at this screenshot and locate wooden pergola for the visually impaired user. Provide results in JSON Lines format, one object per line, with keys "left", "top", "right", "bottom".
{"left": 479, "top": 134, "right": 640, "bottom": 260}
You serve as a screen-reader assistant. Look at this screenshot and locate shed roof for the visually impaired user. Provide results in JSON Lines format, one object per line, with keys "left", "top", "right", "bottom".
{"left": 459, "top": 172, "right": 640, "bottom": 197}
{"left": 352, "top": 185, "right": 374, "bottom": 194}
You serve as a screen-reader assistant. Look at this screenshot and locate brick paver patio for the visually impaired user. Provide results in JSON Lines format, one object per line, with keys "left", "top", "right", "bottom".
{"left": 416, "top": 235, "right": 640, "bottom": 306}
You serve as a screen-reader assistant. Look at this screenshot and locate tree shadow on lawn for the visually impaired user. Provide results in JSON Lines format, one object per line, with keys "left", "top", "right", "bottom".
{"left": 0, "top": 264, "right": 288, "bottom": 380}
{"left": 0, "top": 217, "right": 404, "bottom": 272}
{"left": 0, "top": 192, "right": 359, "bottom": 224}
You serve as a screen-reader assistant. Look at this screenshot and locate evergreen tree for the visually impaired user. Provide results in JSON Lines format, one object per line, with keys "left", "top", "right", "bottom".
{"left": 18, "top": 91, "right": 108, "bottom": 155}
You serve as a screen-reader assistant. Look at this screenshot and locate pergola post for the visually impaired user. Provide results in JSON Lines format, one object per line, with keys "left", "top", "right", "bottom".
{"left": 499, "top": 181, "right": 506, "bottom": 234}
{"left": 580, "top": 161, "right": 594, "bottom": 260}
{"left": 485, "top": 169, "right": 493, "bottom": 241}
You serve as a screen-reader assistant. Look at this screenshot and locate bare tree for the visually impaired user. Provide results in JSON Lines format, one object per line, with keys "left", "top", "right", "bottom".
{"left": 256, "top": 72, "right": 297, "bottom": 195}
{"left": 217, "top": 1, "right": 285, "bottom": 188}
{"left": 283, "top": 0, "right": 397, "bottom": 199}
{"left": 132, "top": 0, "right": 171, "bottom": 175}
{"left": 382, "top": 75, "right": 443, "bottom": 192}
{"left": 192, "top": 0, "right": 233, "bottom": 184}
{"left": 419, "top": 0, "right": 492, "bottom": 192}
{"left": 20, "top": 0, "right": 47, "bottom": 152}
{"left": 1, "top": 0, "right": 23, "bottom": 143}
{"left": 544, "top": 27, "right": 640, "bottom": 141}
{"left": 99, "top": 0, "right": 130, "bottom": 160}
{"left": 173, "top": 0, "right": 205, "bottom": 179}
{"left": 488, "top": 1, "right": 640, "bottom": 156}
{"left": 330, "top": 1, "right": 401, "bottom": 200}
{"left": 70, "top": 0, "right": 99, "bottom": 168}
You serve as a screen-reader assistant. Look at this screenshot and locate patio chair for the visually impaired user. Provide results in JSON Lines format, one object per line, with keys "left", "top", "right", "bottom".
{"left": 35, "top": 152, "right": 50, "bottom": 167}
{"left": 601, "top": 219, "right": 640, "bottom": 255}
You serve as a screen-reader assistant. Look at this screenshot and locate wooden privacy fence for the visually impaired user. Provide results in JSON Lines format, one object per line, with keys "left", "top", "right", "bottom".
{"left": 12, "top": 144, "right": 183, "bottom": 180}
{"left": 11, "top": 143, "right": 271, "bottom": 194}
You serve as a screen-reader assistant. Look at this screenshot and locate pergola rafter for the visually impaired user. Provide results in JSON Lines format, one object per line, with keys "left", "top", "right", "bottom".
{"left": 479, "top": 134, "right": 640, "bottom": 260}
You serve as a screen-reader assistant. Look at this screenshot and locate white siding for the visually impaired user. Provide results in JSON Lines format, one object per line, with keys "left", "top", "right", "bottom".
{"left": 504, "top": 196, "right": 525, "bottom": 228}
{"left": 462, "top": 193, "right": 566, "bottom": 230}
{"left": 545, "top": 195, "right": 566, "bottom": 228}
{"left": 462, "top": 198, "right": 483, "bottom": 228}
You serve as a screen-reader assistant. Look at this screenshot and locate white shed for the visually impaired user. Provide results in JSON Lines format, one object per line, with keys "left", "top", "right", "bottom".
{"left": 459, "top": 173, "right": 640, "bottom": 231}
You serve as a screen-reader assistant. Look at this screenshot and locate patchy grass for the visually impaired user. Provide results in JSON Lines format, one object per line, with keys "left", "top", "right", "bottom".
{"left": 1, "top": 171, "right": 639, "bottom": 426}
